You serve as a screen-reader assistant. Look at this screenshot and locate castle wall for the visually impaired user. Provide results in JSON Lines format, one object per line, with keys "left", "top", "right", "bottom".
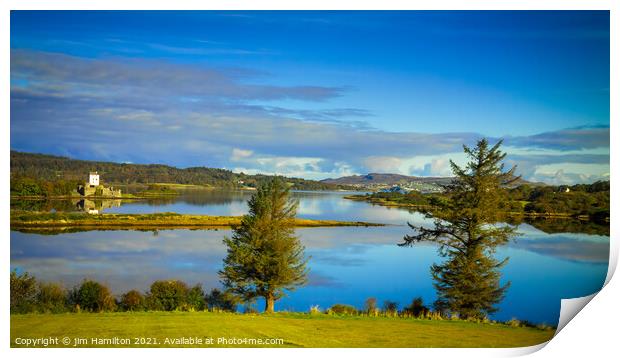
{"left": 78, "top": 183, "right": 121, "bottom": 197}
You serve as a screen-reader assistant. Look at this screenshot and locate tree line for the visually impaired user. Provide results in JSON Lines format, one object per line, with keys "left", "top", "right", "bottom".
{"left": 10, "top": 271, "right": 237, "bottom": 314}
{"left": 10, "top": 177, "right": 81, "bottom": 197}
{"left": 10, "top": 151, "right": 352, "bottom": 192}
{"left": 506, "top": 182, "right": 609, "bottom": 221}
{"left": 12, "top": 270, "right": 552, "bottom": 329}
{"left": 6, "top": 271, "right": 457, "bottom": 320}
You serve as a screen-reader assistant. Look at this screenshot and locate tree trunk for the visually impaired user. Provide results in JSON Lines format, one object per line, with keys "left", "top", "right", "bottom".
{"left": 264, "top": 293, "right": 275, "bottom": 313}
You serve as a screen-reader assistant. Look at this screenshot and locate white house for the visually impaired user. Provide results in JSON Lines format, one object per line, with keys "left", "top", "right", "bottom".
{"left": 89, "top": 172, "right": 100, "bottom": 187}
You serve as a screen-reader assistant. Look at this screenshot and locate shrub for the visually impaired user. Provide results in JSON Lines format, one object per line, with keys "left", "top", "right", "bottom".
{"left": 70, "top": 280, "right": 116, "bottom": 312}
{"left": 37, "top": 282, "right": 67, "bottom": 313}
{"left": 146, "top": 280, "right": 189, "bottom": 311}
{"left": 426, "top": 310, "right": 444, "bottom": 320}
{"left": 506, "top": 318, "right": 523, "bottom": 327}
{"left": 309, "top": 305, "right": 321, "bottom": 315}
{"left": 186, "top": 284, "right": 205, "bottom": 311}
{"left": 205, "top": 288, "right": 237, "bottom": 312}
{"left": 10, "top": 271, "right": 37, "bottom": 313}
{"left": 120, "top": 290, "right": 145, "bottom": 311}
{"left": 326, "top": 304, "right": 358, "bottom": 315}
{"left": 364, "top": 297, "right": 378, "bottom": 316}
{"left": 382, "top": 300, "right": 398, "bottom": 317}
{"left": 536, "top": 323, "right": 554, "bottom": 331}
{"left": 403, "top": 297, "right": 429, "bottom": 318}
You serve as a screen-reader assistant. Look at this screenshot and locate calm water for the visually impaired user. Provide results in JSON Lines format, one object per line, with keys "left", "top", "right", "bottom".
{"left": 10, "top": 190, "right": 609, "bottom": 324}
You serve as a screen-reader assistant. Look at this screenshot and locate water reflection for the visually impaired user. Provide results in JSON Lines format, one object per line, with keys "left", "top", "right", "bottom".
{"left": 11, "top": 224, "right": 608, "bottom": 324}
{"left": 76, "top": 199, "right": 122, "bottom": 214}
{"left": 11, "top": 191, "right": 610, "bottom": 236}
{"left": 515, "top": 218, "right": 610, "bottom": 236}
{"left": 10, "top": 190, "right": 609, "bottom": 325}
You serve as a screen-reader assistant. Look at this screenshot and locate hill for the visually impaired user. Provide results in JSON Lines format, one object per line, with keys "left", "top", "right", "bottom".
{"left": 321, "top": 173, "right": 453, "bottom": 186}
{"left": 322, "top": 172, "right": 539, "bottom": 191}
{"left": 10, "top": 151, "right": 354, "bottom": 191}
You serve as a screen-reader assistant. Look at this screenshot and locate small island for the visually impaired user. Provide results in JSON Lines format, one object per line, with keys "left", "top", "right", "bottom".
{"left": 10, "top": 211, "right": 386, "bottom": 233}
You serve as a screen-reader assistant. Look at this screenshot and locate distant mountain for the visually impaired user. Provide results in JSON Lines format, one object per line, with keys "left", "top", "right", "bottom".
{"left": 10, "top": 151, "right": 355, "bottom": 191}
{"left": 321, "top": 173, "right": 454, "bottom": 186}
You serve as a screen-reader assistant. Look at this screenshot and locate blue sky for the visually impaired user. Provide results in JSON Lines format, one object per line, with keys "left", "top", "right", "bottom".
{"left": 10, "top": 11, "right": 610, "bottom": 184}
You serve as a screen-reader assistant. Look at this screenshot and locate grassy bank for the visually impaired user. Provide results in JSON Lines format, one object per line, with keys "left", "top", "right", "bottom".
{"left": 10, "top": 211, "right": 386, "bottom": 230}
{"left": 10, "top": 312, "right": 553, "bottom": 348}
{"left": 12, "top": 194, "right": 177, "bottom": 200}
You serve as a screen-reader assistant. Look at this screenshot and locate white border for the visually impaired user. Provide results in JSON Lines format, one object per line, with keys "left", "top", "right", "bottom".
{"left": 1, "top": 1, "right": 616, "bottom": 357}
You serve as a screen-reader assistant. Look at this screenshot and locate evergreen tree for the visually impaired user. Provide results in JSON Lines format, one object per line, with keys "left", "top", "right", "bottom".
{"left": 400, "top": 138, "right": 519, "bottom": 319}
{"left": 219, "top": 177, "right": 308, "bottom": 313}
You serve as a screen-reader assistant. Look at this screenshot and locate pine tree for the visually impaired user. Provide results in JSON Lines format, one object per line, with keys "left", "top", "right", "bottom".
{"left": 219, "top": 177, "right": 308, "bottom": 313}
{"left": 400, "top": 138, "right": 519, "bottom": 319}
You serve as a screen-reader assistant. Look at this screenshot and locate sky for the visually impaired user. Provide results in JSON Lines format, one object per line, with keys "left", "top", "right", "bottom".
{"left": 10, "top": 11, "right": 610, "bottom": 184}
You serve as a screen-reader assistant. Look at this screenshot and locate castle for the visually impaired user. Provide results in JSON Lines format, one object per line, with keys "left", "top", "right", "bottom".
{"left": 77, "top": 172, "right": 122, "bottom": 197}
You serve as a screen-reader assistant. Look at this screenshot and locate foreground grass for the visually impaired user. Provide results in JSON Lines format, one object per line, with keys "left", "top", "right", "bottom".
{"left": 10, "top": 312, "right": 553, "bottom": 348}
{"left": 10, "top": 211, "right": 385, "bottom": 230}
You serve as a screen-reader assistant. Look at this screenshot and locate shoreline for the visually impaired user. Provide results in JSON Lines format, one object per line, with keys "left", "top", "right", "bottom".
{"left": 10, "top": 186, "right": 362, "bottom": 200}
{"left": 11, "top": 195, "right": 167, "bottom": 200}
{"left": 10, "top": 211, "right": 387, "bottom": 230}
{"left": 343, "top": 195, "right": 606, "bottom": 221}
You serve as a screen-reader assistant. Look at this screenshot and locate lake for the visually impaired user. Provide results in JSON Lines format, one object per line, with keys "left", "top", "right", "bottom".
{"left": 10, "top": 190, "right": 609, "bottom": 324}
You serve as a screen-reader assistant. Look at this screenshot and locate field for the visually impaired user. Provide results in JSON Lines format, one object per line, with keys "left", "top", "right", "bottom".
{"left": 10, "top": 312, "right": 554, "bottom": 348}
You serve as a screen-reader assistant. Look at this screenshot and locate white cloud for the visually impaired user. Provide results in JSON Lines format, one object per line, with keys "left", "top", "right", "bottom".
{"left": 528, "top": 163, "right": 610, "bottom": 184}
{"left": 230, "top": 148, "right": 254, "bottom": 161}
{"left": 233, "top": 155, "right": 355, "bottom": 180}
{"left": 10, "top": 50, "right": 609, "bottom": 185}
{"left": 362, "top": 156, "right": 402, "bottom": 173}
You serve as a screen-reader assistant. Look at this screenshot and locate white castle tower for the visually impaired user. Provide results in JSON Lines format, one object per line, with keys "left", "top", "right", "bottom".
{"left": 89, "top": 172, "right": 100, "bottom": 187}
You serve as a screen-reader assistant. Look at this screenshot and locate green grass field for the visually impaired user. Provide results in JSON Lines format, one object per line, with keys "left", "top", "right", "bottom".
{"left": 10, "top": 312, "right": 554, "bottom": 348}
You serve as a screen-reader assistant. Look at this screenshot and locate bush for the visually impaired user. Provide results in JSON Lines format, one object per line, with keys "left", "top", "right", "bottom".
{"left": 364, "top": 297, "right": 378, "bottom": 316}
{"left": 403, "top": 297, "right": 429, "bottom": 318}
{"left": 120, "top": 290, "right": 145, "bottom": 311}
{"left": 327, "top": 304, "right": 358, "bottom": 315}
{"left": 70, "top": 280, "right": 116, "bottom": 312}
{"left": 205, "top": 288, "right": 237, "bottom": 312}
{"left": 186, "top": 284, "right": 205, "bottom": 311}
{"left": 37, "top": 282, "right": 67, "bottom": 313}
{"left": 10, "top": 271, "right": 37, "bottom": 313}
{"left": 506, "top": 318, "right": 523, "bottom": 327}
{"left": 309, "top": 305, "right": 321, "bottom": 315}
{"left": 146, "top": 280, "right": 189, "bottom": 311}
{"left": 382, "top": 300, "right": 398, "bottom": 317}
{"left": 536, "top": 323, "right": 554, "bottom": 331}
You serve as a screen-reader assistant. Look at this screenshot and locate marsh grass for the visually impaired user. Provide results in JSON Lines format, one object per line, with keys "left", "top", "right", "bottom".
{"left": 10, "top": 211, "right": 385, "bottom": 230}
